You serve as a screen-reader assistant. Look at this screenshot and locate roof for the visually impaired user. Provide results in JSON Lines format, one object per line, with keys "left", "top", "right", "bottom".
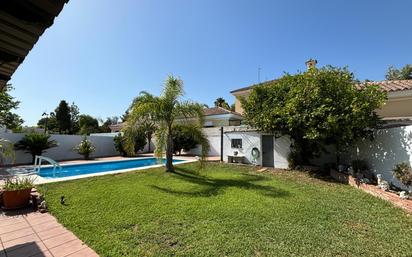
{"left": 231, "top": 79, "right": 412, "bottom": 95}
{"left": 230, "top": 79, "right": 277, "bottom": 94}
{"left": 203, "top": 107, "right": 242, "bottom": 117}
{"left": 356, "top": 80, "right": 412, "bottom": 92}
{"left": 0, "top": 0, "right": 69, "bottom": 88}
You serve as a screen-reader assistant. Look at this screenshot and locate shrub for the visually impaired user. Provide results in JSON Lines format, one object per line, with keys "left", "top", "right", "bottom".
{"left": 393, "top": 162, "right": 412, "bottom": 187}
{"left": 351, "top": 159, "right": 369, "bottom": 173}
{"left": 0, "top": 138, "right": 15, "bottom": 164}
{"left": 15, "top": 133, "right": 58, "bottom": 163}
{"left": 172, "top": 124, "right": 208, "bottom": 155}
{"left": 74, "top": 137, "right": 96, "bottom": 160}
{"left": 114, "top": 129, "right": 146, "bottom": 157}
{"left": 114, "top": 133, "right": 127, "bottom": 156}
{"left": 4, "top": 176, "right": 35, "bottom": 191}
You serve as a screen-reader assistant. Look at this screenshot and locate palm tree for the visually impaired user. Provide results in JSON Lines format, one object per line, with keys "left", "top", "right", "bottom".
{"left": 126, "top": 75, "right": 209, "bottom": 172}
{"left": 214, "top": 97, "right": 230, "bottom": 110}
{"left": 15, "top": 133, "right": 58, "bottom": 163}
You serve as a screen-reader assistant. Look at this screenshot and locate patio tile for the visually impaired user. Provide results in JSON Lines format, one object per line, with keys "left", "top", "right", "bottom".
{"left": 49, "top": 239, "right": 87, "bottom": 257}
{"left": 67, "top": 246, "right": 99, "bottom": 257}
{"left": 2, "top": 233, "right": 41, "bottom": 250}
{"left": 0, "top": 216, "right": 26, "bottom": 227}
{"left": 31, "top": 250, "right": 54, "bottom": 257}
{"left": 36, "top": 224, "right": 67, "bottom": 240}
{"left": 5, "top": 241, "right": 48, "bottom": 257}
{"left": 31, "top": 220, "right": 61, "bottom": 233}
{"left": 0, "top": 227, "right": 35, "bottom": 242}
{"left": 0, "top": 220, "right": 30, "bottom": 234}
{"left": 24, "top": 213, "right": 57, "bottom": 224}
{"left": 43, "top": 231, "right": 78, "bottom": 249}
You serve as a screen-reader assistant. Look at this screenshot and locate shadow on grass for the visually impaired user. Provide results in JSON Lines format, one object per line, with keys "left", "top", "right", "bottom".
{"left": 150, "top": 166, "right": 291, "bottom": 198}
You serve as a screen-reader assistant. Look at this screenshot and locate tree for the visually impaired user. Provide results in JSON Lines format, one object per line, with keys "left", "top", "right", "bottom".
{"left": 230, "top": 103, "right": 236, "bottom": 112}
{"left": 214, "top": 97, "right": 230, "bottom": 110}
{"left": 172, "top": 124, "right": 207, "bottom": 155}
{"left": 99, "top": 116, "right": 119, "bottom": 133}
{"left": 139, "top": 118, "right": 156, "bottom": 152}
{"left": 37, "top": 113, "right": 58, "bottom": 133}
{"left": 125, "top": 94, "right": 157, "bottom": 152}
{"left": 114, "top": 128, "right": 146, "bottom": 157}
{"left": 121, "top": 110, "right": 129, "bottom": 122}
{"left": 0, "top": 84, "right": 24, "bottom": 131}
{"left": 70, "top": 102, "right": 80, "bottom": 134}
{"left": 15, "top": 133, "right": 58, "bottom": 163}
{"left": 55, "top": 100, "right": 71, "bottom": 134}
{"left": 242, "top": 66, "right": 387, "bottom": 166}
{"left": 386, "top": 65, "right": 412, "bottom": 80}
{"left": 127, "top": 75, "right": 209, "bottom": 172}
{"left": 79, "top": 115, "right": 99, "bottom": 135}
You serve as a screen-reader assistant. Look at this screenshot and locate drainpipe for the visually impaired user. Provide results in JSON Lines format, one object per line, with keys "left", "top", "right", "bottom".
{"left": 220, "top": 127, "right": 224, "bottom": 162}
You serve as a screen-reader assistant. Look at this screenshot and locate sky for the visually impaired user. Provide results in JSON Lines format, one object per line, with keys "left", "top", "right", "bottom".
{"left": 9, "top": 0, "right": 412, "bottom": 126}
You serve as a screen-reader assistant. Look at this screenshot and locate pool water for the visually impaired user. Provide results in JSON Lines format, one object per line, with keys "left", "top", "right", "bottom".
{"left": 38, "top": 158, "right": 184, "bottom": 178}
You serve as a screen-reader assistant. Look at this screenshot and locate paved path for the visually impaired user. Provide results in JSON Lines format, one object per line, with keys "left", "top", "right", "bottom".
{"left": 0, "top": 210, "right": 98, "bottom": 257}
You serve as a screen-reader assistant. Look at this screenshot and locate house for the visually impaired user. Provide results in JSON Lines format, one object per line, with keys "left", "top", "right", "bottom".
{"left": 109, "top": 107, "right": 243, "bottom": 132}
{"left": 225, "top": 60, "right": 412, "bottom": 180}
{"left": 231, "top": 61, "right": 412, "bottom": 125}
{"left": 202, "top": 107, "right": 243, "bottom": 127}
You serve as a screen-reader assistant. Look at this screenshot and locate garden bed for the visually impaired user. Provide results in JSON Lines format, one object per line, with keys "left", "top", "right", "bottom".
{"left": 330, "top": 169, "right": 412, "bottom": 213}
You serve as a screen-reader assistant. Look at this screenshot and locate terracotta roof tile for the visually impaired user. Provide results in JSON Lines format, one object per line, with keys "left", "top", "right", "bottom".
{"left": 354, "top": 80, "right": 412, "bottom": 92}
{"left": 203, "top": 107, "right": 242, "bottom": 116}
{"left": 232, "top": 79, "right": 412, "bottom": 94}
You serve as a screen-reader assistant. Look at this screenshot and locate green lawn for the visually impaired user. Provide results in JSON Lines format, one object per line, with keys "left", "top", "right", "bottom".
{"left": 39, "top": 163, "right": 412, "bottom": 257}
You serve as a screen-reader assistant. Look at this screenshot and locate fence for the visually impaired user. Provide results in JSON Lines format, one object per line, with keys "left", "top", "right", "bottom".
{"left": 0, "top": 132, "right": 119, "bottom": 165}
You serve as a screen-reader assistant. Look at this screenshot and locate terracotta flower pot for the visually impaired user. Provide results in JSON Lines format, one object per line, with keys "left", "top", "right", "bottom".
{"left": 2, "top": 188, "right": 32, "bottom": 210}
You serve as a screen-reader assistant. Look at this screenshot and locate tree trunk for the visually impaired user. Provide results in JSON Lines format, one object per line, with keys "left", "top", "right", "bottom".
{"left": 147, "top": 134, "right": 151, "bottom": 153}
{"left": 165, "top": 126, "right": 174, "bottom": 172}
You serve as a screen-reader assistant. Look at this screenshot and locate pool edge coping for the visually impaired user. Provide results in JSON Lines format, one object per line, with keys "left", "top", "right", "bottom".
{"left": 26, "top": 158, "right": 197, "bottom": 184}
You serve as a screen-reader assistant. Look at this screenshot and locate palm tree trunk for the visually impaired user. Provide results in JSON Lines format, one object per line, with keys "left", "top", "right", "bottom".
{"left": 166, "top": 126, "right": 174, "bottom": 172}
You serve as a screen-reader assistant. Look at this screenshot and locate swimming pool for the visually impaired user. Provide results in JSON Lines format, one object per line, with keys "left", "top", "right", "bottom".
{"left": 38, "top": 158, "right": 185, "bottom": 178}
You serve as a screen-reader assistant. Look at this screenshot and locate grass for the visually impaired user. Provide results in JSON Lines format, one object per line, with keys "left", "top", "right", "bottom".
{"left": 39, "top": 163, "right": 412, "bottom": 257}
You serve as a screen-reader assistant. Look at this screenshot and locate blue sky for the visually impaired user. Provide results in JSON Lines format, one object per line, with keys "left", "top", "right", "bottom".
{"left": 10, "top": 0, "right": 412, "bottom": 125}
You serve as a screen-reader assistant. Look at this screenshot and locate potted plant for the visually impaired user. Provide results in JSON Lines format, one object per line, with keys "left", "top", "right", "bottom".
{"left": 1, "top": 177, "right": 35, "bottom": 209}
{"left": 74, "top": 137, "right": 96, "bottom": 160}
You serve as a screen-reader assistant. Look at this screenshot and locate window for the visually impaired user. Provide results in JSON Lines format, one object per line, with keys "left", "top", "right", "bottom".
{"left": 229, "top": 120, "right": 241, "bottom": 126}
{"left": 231, "top": 139, "right": 242, "bottom": 148}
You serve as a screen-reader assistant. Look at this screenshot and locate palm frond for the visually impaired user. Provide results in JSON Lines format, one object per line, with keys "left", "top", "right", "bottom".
{"left": 173, "top": 101, "right": 205, "bottom": 127}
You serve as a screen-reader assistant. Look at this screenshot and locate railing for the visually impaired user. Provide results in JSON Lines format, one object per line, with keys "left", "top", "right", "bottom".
{"left": 34, "top": 155, "right": 62, "bottom": 177}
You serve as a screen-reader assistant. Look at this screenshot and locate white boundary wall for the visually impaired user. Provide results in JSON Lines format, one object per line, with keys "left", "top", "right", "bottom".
{"left": 342, "top": 125, "right": 412, "bottom": 189}
{"left": 0, "top": 132, "right": 119, "bottom": 165}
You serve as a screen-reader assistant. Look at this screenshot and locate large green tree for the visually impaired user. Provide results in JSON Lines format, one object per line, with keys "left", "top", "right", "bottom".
{"left": 79, "top": 114, "right": 100, "bottom": 135}
{"left": 242, "top": 66, "right": 387, "bottom": 166}
{"left": 0, "top": 84, "right": 23, "bottom": 131}
{"left": 70, "top": 102, "right": 80, "bottom": 134}
{"left": 127, "top": 75, "right": 209, "bottom": 172}
{"left": 386, "top": 64, "right": 412, "bottom": 80}
{"left": 55, "top": 100, "right": 71, "bottom": 134}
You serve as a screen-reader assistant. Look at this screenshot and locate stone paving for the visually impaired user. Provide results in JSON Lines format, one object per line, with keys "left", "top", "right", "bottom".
{"left": 0, "top": 210, "right": 98, "bottom": 257}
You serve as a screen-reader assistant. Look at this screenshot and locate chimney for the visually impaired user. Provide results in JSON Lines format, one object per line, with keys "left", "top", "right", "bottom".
{"left": 305, "top": 59, "right": 317, "bottom": 70}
